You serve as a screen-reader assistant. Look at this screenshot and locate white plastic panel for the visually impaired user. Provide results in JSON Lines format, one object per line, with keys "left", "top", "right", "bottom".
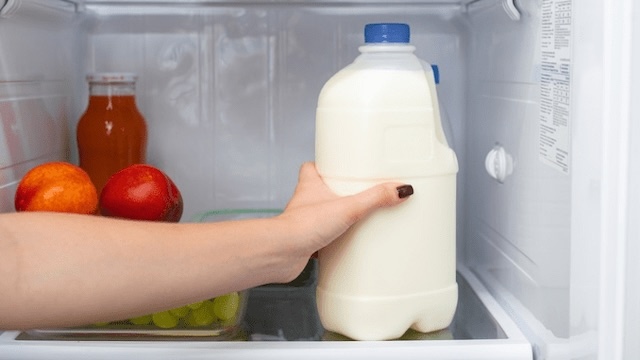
{"left": 465, "top": 0, "right": 610, "bottom": 359}
{"left": 464, "top": 0, "right": 572, "bottom": 338}
{"left": 598, "top": 0, "right": 640, "bottom": 359}
{"left": 623, "top": 3, "right": 640, "bottom": 359}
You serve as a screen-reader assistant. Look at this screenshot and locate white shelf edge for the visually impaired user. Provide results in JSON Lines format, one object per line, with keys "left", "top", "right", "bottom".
{"left": 472, "top": 267, "right": 598, "bottom": 360}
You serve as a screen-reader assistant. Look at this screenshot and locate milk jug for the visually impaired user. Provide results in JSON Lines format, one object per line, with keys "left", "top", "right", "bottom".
{"left": 315, "top": 23, "right": 459, "bottom": 341}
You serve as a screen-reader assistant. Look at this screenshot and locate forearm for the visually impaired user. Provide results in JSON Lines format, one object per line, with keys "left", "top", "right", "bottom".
{"left": 0, "top": 163, "right": 411, "bottom": 330}
{"left": 0, "top": 212, "right": 293, "bottom": 330}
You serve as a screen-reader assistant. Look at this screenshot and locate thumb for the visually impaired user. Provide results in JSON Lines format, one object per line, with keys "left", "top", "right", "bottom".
{"left": 340, "top": 183, "right": 414, "bottom": 226}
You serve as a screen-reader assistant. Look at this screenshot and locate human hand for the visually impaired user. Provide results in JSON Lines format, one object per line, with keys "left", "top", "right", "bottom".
{"left": 277, "top": 162, "right": 413, "bottom": 278}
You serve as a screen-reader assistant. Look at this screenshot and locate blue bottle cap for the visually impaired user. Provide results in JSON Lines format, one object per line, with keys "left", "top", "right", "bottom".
{"left": 364, "top": 23, "right": 410, "bottom": 44}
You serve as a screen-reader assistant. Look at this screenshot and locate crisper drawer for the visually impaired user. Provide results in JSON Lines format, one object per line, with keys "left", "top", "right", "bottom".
{"left": 0, "top": 265, "right": 532, "bottom": 360}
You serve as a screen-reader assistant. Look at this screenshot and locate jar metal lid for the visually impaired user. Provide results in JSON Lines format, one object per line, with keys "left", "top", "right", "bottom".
{"left": 87, "top": 72, "right": 138, "bottom": 83}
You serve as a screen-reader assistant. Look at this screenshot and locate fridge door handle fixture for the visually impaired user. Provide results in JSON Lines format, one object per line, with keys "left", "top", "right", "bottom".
{"left": 502, "top": 0, "right": 521, "bottom": 21}
{"left": 0, "top": 0, "right": 17, "bottom": 17}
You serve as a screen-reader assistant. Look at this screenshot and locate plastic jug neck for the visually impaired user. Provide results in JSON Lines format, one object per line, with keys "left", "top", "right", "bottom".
{"left": 358, "top": 43, "right": 416, "bottom": 54}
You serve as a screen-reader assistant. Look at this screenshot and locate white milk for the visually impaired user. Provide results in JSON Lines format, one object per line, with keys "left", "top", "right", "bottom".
{"left": 315, "top": 23, "right": 459, "bottom": 341}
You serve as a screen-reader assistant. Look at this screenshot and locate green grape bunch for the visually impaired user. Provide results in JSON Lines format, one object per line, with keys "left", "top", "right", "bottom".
{"left": 93, "top": 291, "right": 242, "bottom": 330}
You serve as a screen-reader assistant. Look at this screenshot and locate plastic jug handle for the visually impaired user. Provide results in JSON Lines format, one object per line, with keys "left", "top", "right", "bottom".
{"left": 420, "top": 60, "right": 449, "bottom": 147}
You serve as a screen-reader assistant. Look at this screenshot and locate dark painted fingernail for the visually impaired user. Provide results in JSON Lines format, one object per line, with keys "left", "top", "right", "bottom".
{"left": 396, "top": 185, "right": 414, "bottom": 199}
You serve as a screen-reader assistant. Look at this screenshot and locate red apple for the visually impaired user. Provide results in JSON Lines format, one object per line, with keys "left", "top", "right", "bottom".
{"left": 100, "top": 164, "right": 183, "bottom": 222}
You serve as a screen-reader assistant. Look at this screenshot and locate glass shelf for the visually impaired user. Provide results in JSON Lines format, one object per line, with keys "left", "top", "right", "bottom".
{"left": 18, "top": 264, "right": 507, "bottom": 342}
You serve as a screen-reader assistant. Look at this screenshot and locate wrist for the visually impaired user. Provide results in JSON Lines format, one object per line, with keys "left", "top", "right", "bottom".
{"left": 265, "top": 215, "right": 313, "bottom": 284}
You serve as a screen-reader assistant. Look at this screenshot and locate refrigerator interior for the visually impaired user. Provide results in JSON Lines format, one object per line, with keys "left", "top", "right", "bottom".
{"left": 0, "top": 0, "right": 634, "bottom": 359}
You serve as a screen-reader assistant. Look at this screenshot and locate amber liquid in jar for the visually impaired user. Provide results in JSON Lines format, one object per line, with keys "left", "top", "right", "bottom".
{"left": 77, "top": 73, "right": 147, "bottom": 196}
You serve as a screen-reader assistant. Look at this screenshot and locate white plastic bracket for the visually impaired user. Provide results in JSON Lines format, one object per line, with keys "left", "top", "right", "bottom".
{"left": 502, "top": 0, "right": 521, "bottom": 21}
{"left": 485, "top": 144, "right": 514, "bottom": 183}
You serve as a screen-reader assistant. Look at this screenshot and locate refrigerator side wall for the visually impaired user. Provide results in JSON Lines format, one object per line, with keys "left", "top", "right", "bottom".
{"left": 0, "top": 1, "right": 82, "bottom": 212}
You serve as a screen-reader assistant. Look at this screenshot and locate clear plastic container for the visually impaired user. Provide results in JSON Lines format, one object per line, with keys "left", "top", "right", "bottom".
{"left": 76, "top": 209, "right": 265, "bottom": 339}
{"left": 25, "top": 210, "right": 271, "bottom": 341}
{"left": 24, "top": 293, "right": 249, "bottom": 341}
{"left": 195, "top": 209, "right": 322, "bottom": 341}
{"left": 82, "top": 290, "right": 249, "bottom": 340}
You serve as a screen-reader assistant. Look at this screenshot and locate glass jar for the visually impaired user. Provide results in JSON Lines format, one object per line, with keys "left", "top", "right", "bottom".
{"left": 76, "top": 73, "right": 147, "bottom": 196}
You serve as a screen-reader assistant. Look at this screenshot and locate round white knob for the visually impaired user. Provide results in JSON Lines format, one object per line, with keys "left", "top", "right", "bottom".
{"left": 485, "top": 145, "right": 513, "bottom": 183}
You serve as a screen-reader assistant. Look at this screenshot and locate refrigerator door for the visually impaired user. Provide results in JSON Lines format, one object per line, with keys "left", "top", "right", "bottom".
{"left": 465, "top": 1, "right": 638, "bottom": 360}
{"left": 463, "top": 0, "right": 596, "bottom": 358}
{"left": 599, "top": 1, "right": 640, "bottom": 360}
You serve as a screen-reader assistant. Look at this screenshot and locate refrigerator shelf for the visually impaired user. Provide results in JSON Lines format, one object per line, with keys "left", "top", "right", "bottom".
{"left": 0, "top": 265, "right": 532, "bottom": 359}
